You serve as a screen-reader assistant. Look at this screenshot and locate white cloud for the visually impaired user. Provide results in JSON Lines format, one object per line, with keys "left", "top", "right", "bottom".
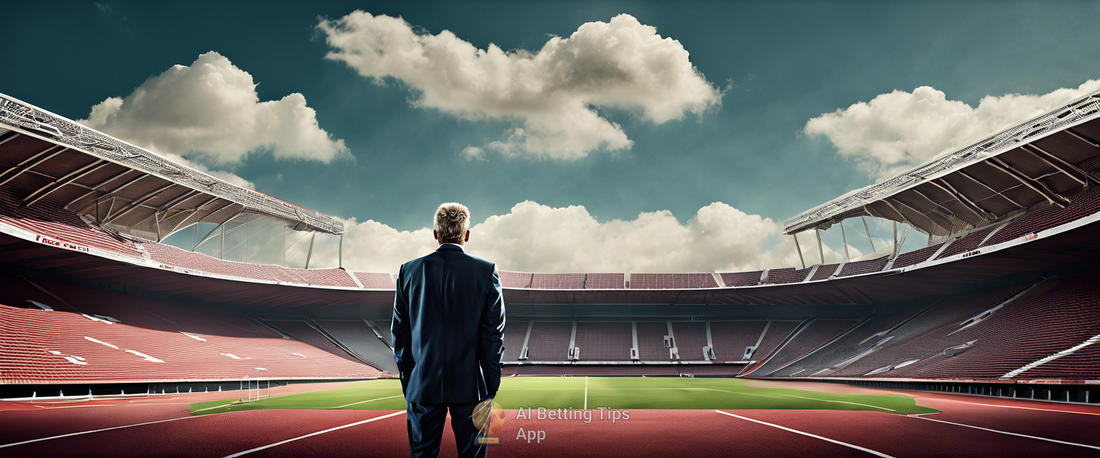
{"left": 319, "top": 12, "right": 722, "bottom": 160}
{"left": 804, "top": 80, "right": 1100, "bottom": 178}
{"left": 80, "top": 51, "right": 348, "bottom": 166}
{"left": 320, "top": 201, "right": 802, "bottom": 274}
{"left": 461, "top": 146, "right": 485, "bottom": 161}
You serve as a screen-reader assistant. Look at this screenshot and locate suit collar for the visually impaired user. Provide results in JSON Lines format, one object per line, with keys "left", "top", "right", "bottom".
{"left": 436, "top": 243, "right": 465, "bottom": 252}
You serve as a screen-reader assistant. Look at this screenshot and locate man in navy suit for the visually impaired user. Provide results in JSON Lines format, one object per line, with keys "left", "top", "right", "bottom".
{"left": 392, "top": 203, "right": 506, "bottom": 458}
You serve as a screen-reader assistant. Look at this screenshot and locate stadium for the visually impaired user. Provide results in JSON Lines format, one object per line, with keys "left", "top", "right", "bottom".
{"left": 1, "top": 79, "right": 1100, "bottom": 457}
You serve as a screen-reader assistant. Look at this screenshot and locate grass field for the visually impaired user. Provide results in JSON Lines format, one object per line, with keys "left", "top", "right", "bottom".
{"left": 189, "top": 377, "right": 938, "bottom": 415}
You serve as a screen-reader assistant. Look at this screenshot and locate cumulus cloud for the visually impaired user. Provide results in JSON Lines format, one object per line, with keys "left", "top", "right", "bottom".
{"left": 316, "top": 201, "right": 802, "bottom": 274}
{"left": 319, "top": 12, "right": 722, "bottom": 160}
{"left": 80, "top": 51, "right": 348, "bottom": 165}
{"left": 461, "top": 146, "right": 485, "bottom": 161}
{"left": 804, "top": 80, "right": 1100, "bottom": 178}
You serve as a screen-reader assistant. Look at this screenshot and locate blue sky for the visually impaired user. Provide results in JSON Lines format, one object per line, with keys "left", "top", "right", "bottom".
{"left": 3, "top": 1, "right": 1099, "bottom": 272}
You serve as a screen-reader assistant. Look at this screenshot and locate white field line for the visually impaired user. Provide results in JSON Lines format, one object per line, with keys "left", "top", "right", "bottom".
{"left": 914, "top": 416, "right": 1100, "bottom": 451}
{"left": 584, "top": 376, "right": 588, "bottom": 410}
{"left": 222, "top": 411, "right": 406, "bottom": 458}
{"left": 193, "top": 402, "right": 239, "bottom": 413}
{"left": 0, "top": 416, "right": 200, "bottom": 449}
{"left": 332, "top": 394, "right": 404, "bottom": 409}
{"left": 775, "top": 393, "right": 897, "bottom": 413}
{"left": 715, "top": 410, "right": 894, "bottom": 457}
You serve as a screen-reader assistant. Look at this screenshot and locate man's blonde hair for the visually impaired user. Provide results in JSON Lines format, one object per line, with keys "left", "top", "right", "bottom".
{"left": 434, "top": 202, "right": 470, "bottom": 243}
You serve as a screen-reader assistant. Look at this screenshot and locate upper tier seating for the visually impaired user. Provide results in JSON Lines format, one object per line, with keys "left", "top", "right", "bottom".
{"left": 719, "top": 271, "right": 763, "bottom": 287}
{"left": 629, "top": 273, "right": 718, "bottom": 289}
{"left": 891, "top": 243, "right": 944, "bottom": 269}
{"left": 530, "top": 273, "right": 585, "bottom": 289}
{"left": 764, "top": 268, "right": 812, "bottom": 285}
{"left": 584, "top": 273, "right": 625, "bottom": 289}
{"left": 984, "top": 186, "right": 1100, "bottom": 246}
{"left": 0, "top": 189, "right": 143, "bottom": 258}
{"left": 837, "top": 256, "right": 890, "bottom": 277}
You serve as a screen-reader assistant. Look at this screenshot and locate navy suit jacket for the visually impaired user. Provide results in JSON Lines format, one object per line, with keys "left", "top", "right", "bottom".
{"left": 391, "top": 244, "right": 506, "bottom": 404}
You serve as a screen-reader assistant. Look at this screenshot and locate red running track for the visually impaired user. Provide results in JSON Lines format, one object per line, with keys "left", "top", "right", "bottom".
{"left": 2, "top": 381, "right": 1100, "bottom": 457}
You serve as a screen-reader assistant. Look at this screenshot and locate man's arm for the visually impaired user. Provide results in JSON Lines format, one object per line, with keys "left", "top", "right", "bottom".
{"left": 391, "top": 264, "right": 413, "bottom": 394}
{"left": 479, "top": 264, "right": 506, "bottom": 398}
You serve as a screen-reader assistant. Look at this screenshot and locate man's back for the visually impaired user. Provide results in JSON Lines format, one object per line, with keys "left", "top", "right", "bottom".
{"left": 392, "top": 243, "right": 505, "bottom": 404}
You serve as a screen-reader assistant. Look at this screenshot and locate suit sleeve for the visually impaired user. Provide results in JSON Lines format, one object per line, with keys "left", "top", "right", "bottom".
{"left": 391, "top": 264, "right": 413, "bottom": 394}
{"left": 480, "top": 264, "right": 506, "bottom": 398}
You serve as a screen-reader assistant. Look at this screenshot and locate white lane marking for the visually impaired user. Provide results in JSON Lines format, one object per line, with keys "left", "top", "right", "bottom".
{"left": 584, "top": 376, "right": 589, "bottom": 410}
{"left": 914, "top": 416, "right": 1100, "bottom": 451}
{"left": 715, "top": 410, "right": 894, "bottom": 458}
{"left": 332, "top": 394, "right": 404, "bottom": 409}
{"left": 0, "top": 416, "right": 199, "bottom": 449}
{"left": 221, "top": 411, "right": 406, "bottom": 457}
{"left": 951, "top": 399, "right": 1100, "bottom": 417}
{"left": 32, "top": 404, "right": 116, "bottom": 409}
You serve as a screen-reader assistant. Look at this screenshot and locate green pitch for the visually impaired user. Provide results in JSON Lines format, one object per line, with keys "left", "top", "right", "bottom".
{"left": 189, "top": 377, "right": 938, "bottom": 415}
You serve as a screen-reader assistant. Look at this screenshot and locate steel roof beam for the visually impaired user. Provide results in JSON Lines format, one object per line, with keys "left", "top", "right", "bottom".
{"left": 24, "top": 160, "right": 109, "bottom": 206}
{"left": 1065, "top": 128, "right": 1100, "bottom": 149}
{"left": 987, "top": 158, "right": 1069, "bottom": 207}
{"left": 0, "top": 145, "right": 66, "bottom": 187}
{"left": 105, "top": 183, "right": 177, "bottom": 223}
{"left": 929, "top": 178, "right": 995, "bottom": 223}
{"left": 957, "top": 170, "right": 1025, "bottom": 210}
{"left": 68, "top": 169, "right": 138, "bottom": 208}
{"left": 1021, "top": 144, "right": 1096, "bottom": 186}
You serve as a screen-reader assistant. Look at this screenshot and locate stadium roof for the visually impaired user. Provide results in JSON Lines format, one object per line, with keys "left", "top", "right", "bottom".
{"left": 785, "top": 90, "right": 1100, "bottom": 236}
{"left": 0, "top": 93, "right": 342, "bottom": 242}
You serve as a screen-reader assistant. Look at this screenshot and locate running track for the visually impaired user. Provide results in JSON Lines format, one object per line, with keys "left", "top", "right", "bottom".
{"left": 2, "top": 380, "right": 1099, "bottom": 457}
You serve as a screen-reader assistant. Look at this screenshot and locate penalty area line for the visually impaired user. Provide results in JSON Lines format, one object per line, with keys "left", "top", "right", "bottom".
{"left": 714, "top": 410, "right": 894, "bottom": 457}
{"left": 222, "top": 410, "right": 405, "bottom": 457}
{"left": 913, "top": 415, "right": 1100, "bottom": 451}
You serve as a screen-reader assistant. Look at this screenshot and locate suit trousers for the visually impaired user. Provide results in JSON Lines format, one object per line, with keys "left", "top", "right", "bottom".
{"left": 406, "top": 401, "right": 486, "bottom": 458}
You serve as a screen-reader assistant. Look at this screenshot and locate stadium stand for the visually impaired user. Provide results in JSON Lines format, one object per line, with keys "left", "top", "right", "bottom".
{"left": 764, "top": 268, "right": 811, "bottom": 285}
{"left": 935, "top": 228, "right": 994, "bottom": 259}
{"left": 261, "top": 319, "right": 363, "bottom": 364}
{"left": 354, "top": 272, "right": 395, "bottom": 289}
{"left": 499, "top": 271, "right": 533, "bottom": 289}
{"left": 770, "top": 310, "right": 924, "bottom": 377}
{"left": 501, "top": 321, "right": 528, "bottom": 361}
{"left": 825, "top": 284, "right": 1032, "bottom": 377}
{"left": 530, "top": 273, "right": 585, "bottom": 289}
{"left": 574, "top": 322, "right": 633, "bottom": 361}
{"left": 891, "top": 243, "right": 944, "bottom": 269}
{"left": 0, "top": 279, "right": 380, "bottom": 383}
{"left": 312, "top": 320, "right": 398, "bottom": 373}
{"left": 584, "top": 273, "right": 625, "bottom": 289}
{"left": 752, "top": 319, "right": 860, "bottom": 376}
{"left": 636, "top": 321, "right": 672, "bottom": 360}
{"left": 0, "top": 189, "right": 143, "bottom": 258}
{"left": 750, "top": 321, "right": 802, "bottom": 362}
{"left": 884, "top": 271, "right": 1100, "bottom": 379}
{"left": 628, "top": 273, "right": 718, "bottom": 289}
{"left": 670, "top": 322, "right": 709, "bottom": 360}
{"left": 719, "top": 271, "right": 763, "bottom": 287}
{"left": 984, "top": 186, "right": 1100, "bottom": 246}
{"left": 709, "top": 321, "right": 768, "bottom": 361}
{"left": 525, "top": 322, "right": 572, "bottom": 361}
{"left": 808, "top": 264, "right": 839, "bottom": 281}
{"left": 837, "top": 256, "right": 890, "bottom": 277}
